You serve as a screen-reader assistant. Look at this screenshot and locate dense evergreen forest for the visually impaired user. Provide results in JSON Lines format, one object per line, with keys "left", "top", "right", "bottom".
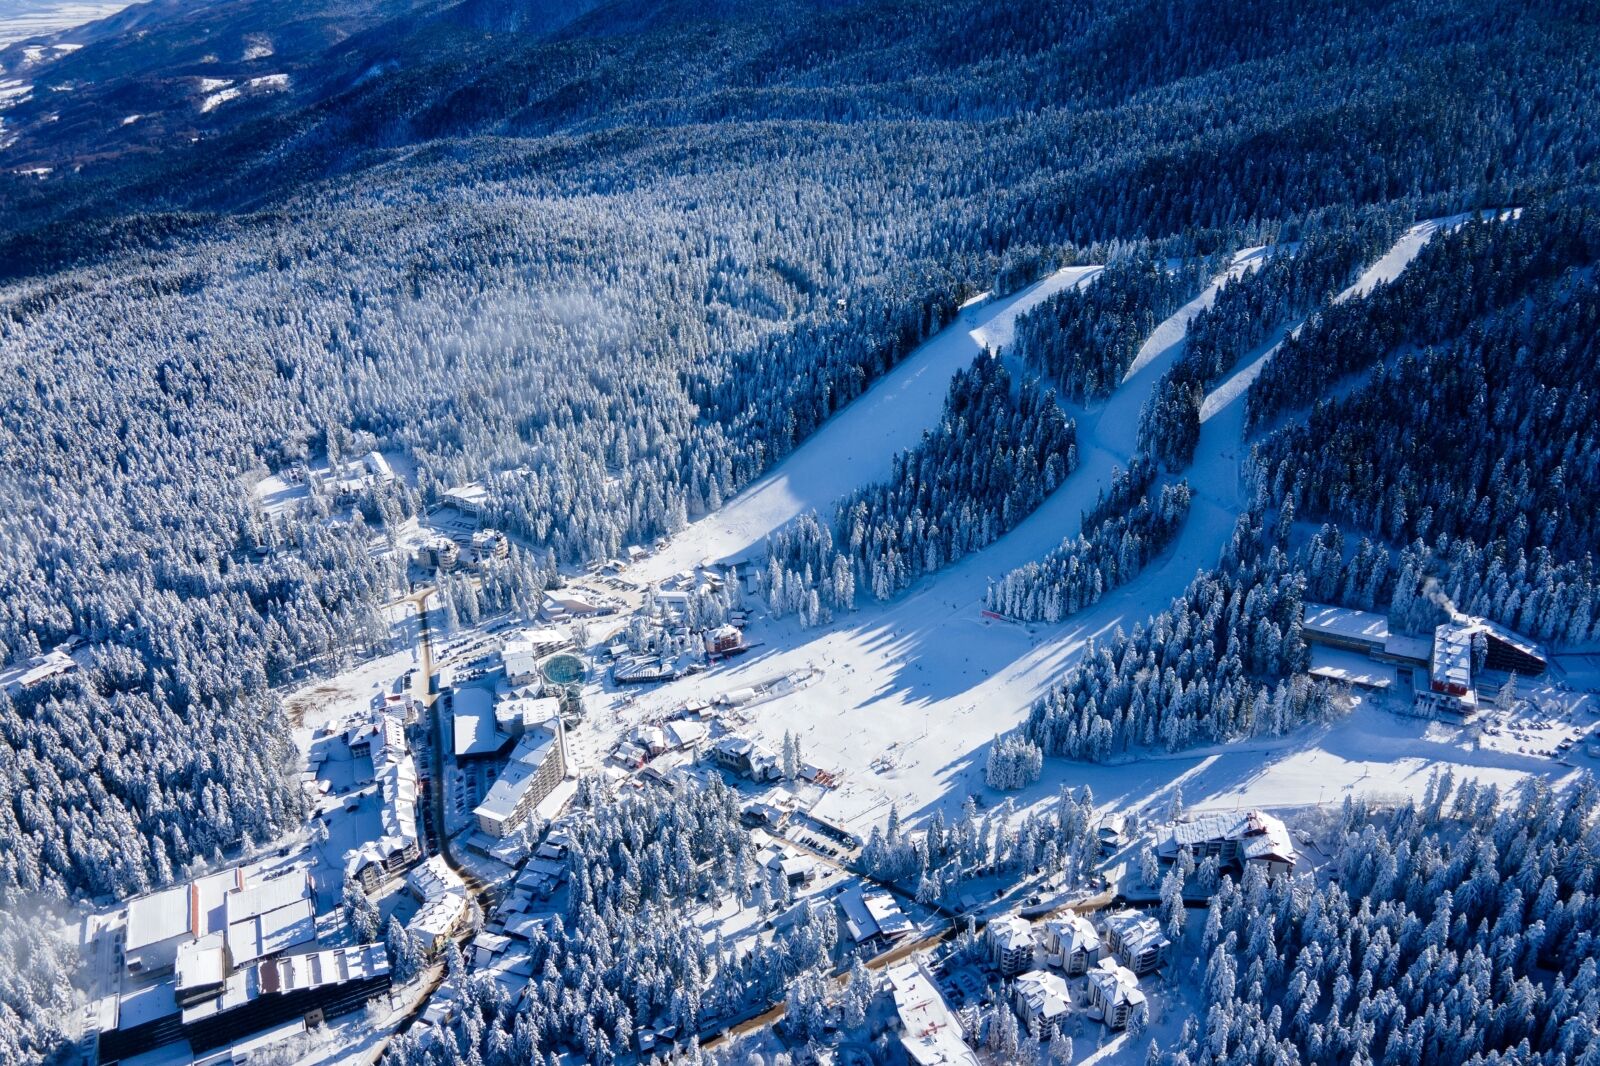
{"left": 1255, "top": 261, "right": 1600, "bottom": 567}
{"left": 1, "top": 0, "right": 1598, "bottom": 978}
{"left": 1013, "top": 254, "right": 1213, "bottom": 402}
{"left": 1018, "top": 512, "right": 1336, "bottom": 765}
{"left": 1176, "top": 776, "right": 1600, "bottom": 1066}
{"left": 1137, "top": 212, "right": 1411, "bottom": 467}
{"left": 763, "top": 355, "right": 1075, "bottom": 622}
{"left": 986, "top": 460, "right": 1193, "bottom": 622}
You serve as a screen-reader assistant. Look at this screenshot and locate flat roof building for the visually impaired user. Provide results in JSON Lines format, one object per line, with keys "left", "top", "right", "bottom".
{"left": 452, "top": 685, "right": 504, "bottom": 758}
{"left": 887, "top": 962, "right": 980, "bottom": 1066}
{"left": 474, "top": 719, "right": 568, "bottom": 839}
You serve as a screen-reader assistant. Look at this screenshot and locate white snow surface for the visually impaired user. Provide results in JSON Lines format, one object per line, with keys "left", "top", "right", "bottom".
{"left": 603, "top": 218, "right": 1583, "bottom": 840}
{"left": 634, "top": 265, "right": 1103, "bottom": 582}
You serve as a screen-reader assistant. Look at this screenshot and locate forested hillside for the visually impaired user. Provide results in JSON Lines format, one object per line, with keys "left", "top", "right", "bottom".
{"left": 2, "top": 0, "right": 1599, "bottom": 913}
{"left": 1178, "top": 776, "right": 1600, "bottom": 1066}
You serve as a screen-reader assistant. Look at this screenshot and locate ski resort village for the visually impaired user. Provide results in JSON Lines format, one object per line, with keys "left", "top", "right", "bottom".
{"left": 29, "top": 203, "right": 1600, "bottom": 1066}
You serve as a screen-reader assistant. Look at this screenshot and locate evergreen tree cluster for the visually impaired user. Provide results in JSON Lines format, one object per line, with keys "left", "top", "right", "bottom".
{"left": 986, "top": 467, "right": 1193, "bottom": 623}
{"left": 1246, "top": 203, "right": 1600, "bottom": 433}
{"left": 0, "top": 908, "right": 76, "bottom": 1066}
{"left": 984, "top": 731, "right": 1045, "bottom": 791}
{"left": 1012, "top": 253, "right": 1213, "bottom": 402}
{"left": 1172, "top": 774, "right": 1600, "bottom": 1066}
{"left": 1254, "top": 265, "right": 1600, "bottom": 568}
{"left": 835, "top": 355, "right": 1077, "bottom": 601}
{"left": 1139, "top": 211, "right": 1411, "bottom": 466}
{"left": 862, "top": 788, "right": 1104, "bottom": 905}
{"left": 1022, "top": 516, "right": 1337, "bottom": 762}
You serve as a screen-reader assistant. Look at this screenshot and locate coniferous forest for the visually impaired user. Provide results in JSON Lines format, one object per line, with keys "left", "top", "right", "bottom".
{"left": 3, "top": 0, "right": 1600, "bottom": 1061}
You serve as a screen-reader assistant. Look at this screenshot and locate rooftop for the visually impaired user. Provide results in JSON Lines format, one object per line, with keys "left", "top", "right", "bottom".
{"left": 474, "top": 724, "right": 561, "bottom": 823}
{"left": 452, "top": 686, "right": 502, "bottom": 757}
{"left": 1087, "top": 958, "right": 1145, "bottom": 1009}
{"left": 1014, "top": 969, "right": 1071, "bottom": 1020}
{"left": 988, "top": 915, "right": 1033, "bottom": 952}
{"left": 1301, "top": 602, "right": 1390, "bottom": 645}
{"left": 1045, "top": 913, "right": 1099, "bottom": 954}
{"left": 1433, "top": 621, "right": 1475, "bottom": 690}
{"left": 887, "top": 962, "right": 979, "bottom": 1066}
{"left": 1163, "top": 809, "right": 1296, "bottom": 864}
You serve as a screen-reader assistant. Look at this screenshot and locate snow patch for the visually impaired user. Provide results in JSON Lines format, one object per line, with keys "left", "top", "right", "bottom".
{"left": 200, "top": 86, "right": 240, "bottom": 112}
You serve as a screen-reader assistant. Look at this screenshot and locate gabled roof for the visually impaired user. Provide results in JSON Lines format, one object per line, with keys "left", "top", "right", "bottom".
{"left": 1014, "top": 969, "right": 1071, "bottom": 1020}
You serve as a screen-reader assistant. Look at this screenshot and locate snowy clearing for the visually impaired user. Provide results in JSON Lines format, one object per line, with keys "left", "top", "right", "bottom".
{"left": 632, "top": 266, "right": 1103, "bottom": 582}
{"left": 602, "top": 220, "right": 1553, "bottom": 841}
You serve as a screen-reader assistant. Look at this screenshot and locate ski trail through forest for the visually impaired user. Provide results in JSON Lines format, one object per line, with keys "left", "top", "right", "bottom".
{"left": 616, "top": 223, "right": 1455, "bottom": 831}
{"left": 633, "top": 265, "right": 1103, "bottom": 582}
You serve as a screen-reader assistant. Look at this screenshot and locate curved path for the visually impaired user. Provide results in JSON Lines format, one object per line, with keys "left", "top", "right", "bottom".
{"left": 634, "top": 266, "right": 1102, "bottom": 582}
{"left": 617, "top": 226, "right": 1456, "bottom": 835}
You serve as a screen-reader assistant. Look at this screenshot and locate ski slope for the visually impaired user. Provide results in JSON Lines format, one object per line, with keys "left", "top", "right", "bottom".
{"left": 1198, "top": 213, "right": 1502, "bottom": 423}
{"left": 609, "top": 219, "right": 1526, "bottom": 835}
{"left": 634, "top": 265, "right": 1102, "bottom": 582}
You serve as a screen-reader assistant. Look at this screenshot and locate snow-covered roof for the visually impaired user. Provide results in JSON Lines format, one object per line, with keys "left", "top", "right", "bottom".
{"left": 837, "top": 885, "right": 905, "bottom": 942}
{"left": 865, "top": 892, "right": 914, "bottom": 938}
{"left": 265, "top": 943, "right": 389, "bottom": 994}
{"left": 1432, "top": 621, "right": 1475, "bottom": 691}
{"left": 1309, "top": 646, "right": 1395, "bottom": 690}
{"left": 1301, "top": 602, "right": 1390, "bottom": 646}
{"left": 1100, "top": 910, "right": 1169, "bottom": 957}
{"left": 125, "top": 884, "right": 193, "bottom": 951}
{"left": 452, "top": 686, "right": 501, "bottom": 757}
{"left": 665, "top": 719, "right": 707, "bottom": 747}
{"left": 887, "top": 962, "right": 980, "bottom": 1066}
{"left": 1162, "top": 809, "right": 1296, "bottom": 865}
{"left": 174, "top": 933, "right": 228, "bottom": 994}
{"left": 987, "top": 915, "right": 1033, "bottom": 953}
{"left": 496, "top": 696, "right": 561, "bottom": 734}
{"left": 1014, "top": 969, "right": 1071, "bottom": 1021}
{"left": 474, "top": 724, "right": 561, "bottom": 824}
{"left": 223, "top": 869, "right": 316, "bottom": 965}
{"left": 1087, "top": 958, "right": 1145, "bottom": 1009}
{"left": 1044, "top": 913, "right": 1099, "bottom": 955}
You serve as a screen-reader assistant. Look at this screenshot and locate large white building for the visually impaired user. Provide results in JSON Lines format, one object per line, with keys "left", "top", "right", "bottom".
{"left": 986, "top": 915, "right": 1034, "bottom": 977}
{"left": 406, "top": 856, "right": 471, "bottom": 953}
{"left": 1086, "top": 958, "right": 1146, "bottom": 1030}
{"left": 474, "top": 719, "right": 569, "bottom": 838}
{"left": 1013, "top": 969, "right": 1071, "bottom": 1039}
{"left": 1042, "top": 913, "right": 1100, "bottom": 975}
{"left": 1159, "top": 809, "right": 1297, "bottom": 876}
{"left": 124, "top": 866, "right": 314, "bottom": 982}
{"left": 345, "top": 710, "right": 422, "bottom": 892}
{"left": 1099, "top": 911, "right": 1171, "bottom": 977}
{"left": 887, "top": 962, "right": 980, "bottom": 1066}
{"left": 1301, "top": 602, "right": 1546, "bottom": 721}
